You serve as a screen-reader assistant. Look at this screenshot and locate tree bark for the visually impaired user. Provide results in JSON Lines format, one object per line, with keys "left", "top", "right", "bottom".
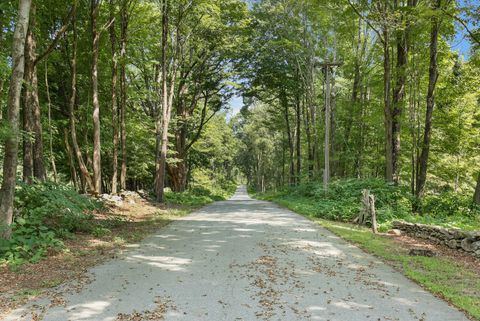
{"left": 110, "top": 0, "right": 119, "bottom": 194}
{"left": 474, "top": 173, "right": 480, "bottom": 205}
{"left": 324, "top": 66, "right": 331, "bottom": 190}
{"left": 64, "top": 128, "right": 78, "bottom": 188}
{"left": 391, "top": 4, "right": 407, "bottom": 185}
{"left": 69, "top": 3, "right": 94, "bottom": 192}
{"left": 295, "top": 89, "right": 301, "bottom": 185}
{"left": 155, "top": 0, "right": 175, "bottom": 202}
{"left": 0, "top": 0, "right": 31, "bottom": 239}
{"left": 382, "top": 14, "right": 393, "bottom": 182}
{"left": 281, "top": 90, "right": 294, "bottom": 186}
{"left": 45, "top": 61, "right": 57, "bottom": 182}
{"left": 415, "top": 0, "right": 441, "bottom": 199}
{"left": 23, "top": 2, "right": 51, "bottom": 183}
{"left": 119, "top": 1, "right": 129, "bottom": 191}
{"left": 23, "top": 12, "right": 35, "bottom": 183}
{"left": 91, "top": 0, "right": 102, "bottom": 194}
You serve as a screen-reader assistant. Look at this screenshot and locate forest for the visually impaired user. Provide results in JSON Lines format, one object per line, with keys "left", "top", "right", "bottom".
{"left": 0, "top": 0, "right": 480, "bottom": 316}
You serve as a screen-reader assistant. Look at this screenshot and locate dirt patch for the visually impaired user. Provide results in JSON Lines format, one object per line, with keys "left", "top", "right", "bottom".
{"left": 0, "top": 195, "right": 193, "bottom": 318}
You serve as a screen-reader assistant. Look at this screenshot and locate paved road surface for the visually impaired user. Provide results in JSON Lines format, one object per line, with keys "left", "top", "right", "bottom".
{"left": 3, "top": 186, "right": 470, "bottom": 321}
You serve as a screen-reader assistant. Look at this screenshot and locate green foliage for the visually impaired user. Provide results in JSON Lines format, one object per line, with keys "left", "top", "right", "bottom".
{"left": 0, "top": 182, "right": 102, "bottom": 266}
{"left": 14, "top": 182, "right": 102, "bottom": 235}
{"left": 0, "top": 218, "right": 63, "bottom": 266}
{"left": 165, "top": 169, "right": 237, "bottom": 206}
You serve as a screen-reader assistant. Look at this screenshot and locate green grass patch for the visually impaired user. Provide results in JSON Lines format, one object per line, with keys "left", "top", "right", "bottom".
{"left": 256, "top": 193, "right": 480, "bottom": 320}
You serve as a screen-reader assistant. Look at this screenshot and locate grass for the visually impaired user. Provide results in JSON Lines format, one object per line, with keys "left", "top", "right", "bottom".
{"left": 254, "top": 192, "right": 480, "bottom": 320}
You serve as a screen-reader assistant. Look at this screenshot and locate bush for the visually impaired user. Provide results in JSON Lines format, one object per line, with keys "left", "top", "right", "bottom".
{"left": 0, "top": 182, "right": 102, "bottom": 265}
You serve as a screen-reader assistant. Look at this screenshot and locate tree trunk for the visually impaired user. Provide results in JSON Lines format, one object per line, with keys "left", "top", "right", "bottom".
{"left": 155, "top": 0, "right": 174, "bottom": 202}
{"left": 383, "top": 22, "right": 393, "bottom": 182}
{"left": 168, "top": 160, "right": 188, "bottom": 192}
{"left": 23, "top": 16, "right": 35, "bottom": 183}
{"left": 391, "top": 13, "right": 406, "bottom": 184}
{"left": 415, "top": 0, "right": 441, "bottom": 199}
{"left": 391, "top": 0, "right": 416, "bottom": 185}
{"left": 295, "top": 90, "right": 301, "bottom": 185}
{"left": 281, "top": 91, "right": 294, "bottom": 186}
{"left": 23, "top": 3, "right": 46, "bottom": 183}
{"left": 110, "top": 0, "right": 119, "bottom": 194}
{"left": 91, "top": 0, "right": 102, "bottom": 194}
{"left": 64, "top": 128, "right": 78, "bottom": 188}
{"left": 324, "top": 66, "right": 331, "bottom": 190}
{"left": 474, "top": 173, "right": 480, "bottom": 205}
{"left": 45, "top": 61, "right": 57, "bottom": 182}
{"left": 69, "top": 4, "right": 94, "bottom": 192}
{"left": 119, "top": 1, "right": 129, "bottom": 191}
{"left": 0, "top": 0, "right": 31, "bottom": 239}
{"left": 304, "top": 95, "right": 313, "bottom": 179}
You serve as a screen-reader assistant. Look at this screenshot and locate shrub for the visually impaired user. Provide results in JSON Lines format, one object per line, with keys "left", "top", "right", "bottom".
{"left": 0, "top": 182, "right": 102, "bottom": 265}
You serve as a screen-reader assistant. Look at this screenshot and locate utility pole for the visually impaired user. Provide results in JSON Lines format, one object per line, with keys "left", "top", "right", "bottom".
{"left": 318, "top": 62, "right": 342, "bottom": 190}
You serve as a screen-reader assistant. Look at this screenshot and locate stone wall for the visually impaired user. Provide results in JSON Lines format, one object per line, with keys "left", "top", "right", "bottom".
{"left": 392, "top": 221, "right": 480, "bottom": 259}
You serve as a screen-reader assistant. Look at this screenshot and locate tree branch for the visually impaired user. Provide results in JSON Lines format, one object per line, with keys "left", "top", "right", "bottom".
{"left": 442, "top": 9, "right": 480, "bottom": 46}
{"left": 35, "top": 5, "right": 76, "bottom": 65}
{"left": 345, "top": 0, "right": 384, "bottom": 44}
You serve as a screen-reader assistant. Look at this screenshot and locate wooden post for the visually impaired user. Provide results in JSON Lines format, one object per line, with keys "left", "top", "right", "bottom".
{"left": 357, "top": 189, "right": 377, "bottom": 233}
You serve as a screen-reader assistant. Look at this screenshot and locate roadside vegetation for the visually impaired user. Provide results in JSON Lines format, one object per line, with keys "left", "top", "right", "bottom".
{"left": 254, "top": 179, "right": 480, "bottom": 231}
{"left": 0, "top": 179, "right": 235, "bottom": 268}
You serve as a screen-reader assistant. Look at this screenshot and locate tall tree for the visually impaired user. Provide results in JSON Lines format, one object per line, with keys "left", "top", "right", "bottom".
{"left": 155, "top": 0, "right": 177, "bottom": 202}
{"left": 110, "top": 0, "right": 119, "bottom": 194}
{"left": 391, "top": 0, "right": 417, "bottom": 184}
{"left": 22, "top": 3, "right": 73, "bottom": 183}
{"left": 119, "top": 0, "right": 130, "bottom": 191}
{"left": 0, "top": 0, "right": 32, "bottom": 239}
{"left": 91, "top": 0, "right": 102, "bottom": 194}
{"left": 415, "top": 0, "right": 441, "bottom": 199}
{"left": 69, "top": 1, "right": 94, "bottom": 192}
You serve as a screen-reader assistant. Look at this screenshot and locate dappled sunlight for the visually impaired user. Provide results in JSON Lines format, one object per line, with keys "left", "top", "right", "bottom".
{"left": 126, "top": 255, "right": 192, "bottom": 271}
{"left": 65, "top": 300, "right": 112, "bottom": 320}
{"left": 392, "top": 297, "right": 417, "bottom": 306}
{"left": 284, "top": 238, "right": 345, "bottom": 257}
{"left": 331, "top": 301, "right": 373, "bottom": 310}
{"left": 307, "top": 305, "right": 327, "bottom": 311}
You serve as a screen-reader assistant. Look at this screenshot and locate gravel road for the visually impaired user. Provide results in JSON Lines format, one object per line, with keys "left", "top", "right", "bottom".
{"left": 3, "top": 186, "right": 470, "bottom": 321}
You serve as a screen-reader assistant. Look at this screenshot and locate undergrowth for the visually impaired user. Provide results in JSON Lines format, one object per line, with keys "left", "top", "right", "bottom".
{"left": 1, "top": 178, "right": 236, "bottom": 266}
{"left": 0, "top": 182, "right": 102, "bottom": 266}
{"left": 255, "top": 179, "right": 480, "bottom": 231}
